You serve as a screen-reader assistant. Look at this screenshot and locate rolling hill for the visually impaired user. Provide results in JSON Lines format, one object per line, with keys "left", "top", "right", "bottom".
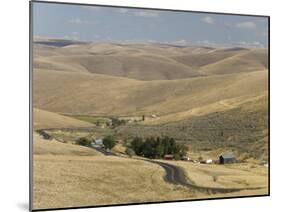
{"left": 199, "top": 49, "right": 268, "bottom": 75}
{"left": 33, "top": 132, "right": 101, "bottom": 156}
{"left": 33, "top": 108, "right": 94, "bottom": 130}
{"left": 32, "top": 39, "right": 269, "bottom": 160}
{"left": 33, "top": 40, "right": 268, "bottom": 80}
{"left": 33, "top": 69, "right": 268, "bottom": 116}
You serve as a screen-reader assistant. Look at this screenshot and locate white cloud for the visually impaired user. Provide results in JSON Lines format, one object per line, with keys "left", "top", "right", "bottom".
{"left": 63, "top": 32, "right": 80, "bottom": 41}
{"left": 252, "top": 41, "right": 264, "bottom": 48}
{"left": 80, "top": 5, "right": 101, "bottom": 11}
{"left": 235, "top": 21, "right": 256, "bottom": 30}
{"left": 171, "top": 39, "right": 189, "bottom": 46}
{"left": 134, "top": 11, "right": 159, "bottom": 17}
{"left": 118, "top": 9, "right": 159, "bottom": 18}
{"left": 196, "top": 40, "right": 212, "bottom": 45}
{"left": 236, "top": 41, "right": 264, "bottom": 48}
{"left": 118, "top": 8, "right": 129, "bottom": 14}
{"left": 201, "top": 16, "right": 215, "bottom": 24}
{"left": 68, "top": 18, "right": 94, "bottom": 25}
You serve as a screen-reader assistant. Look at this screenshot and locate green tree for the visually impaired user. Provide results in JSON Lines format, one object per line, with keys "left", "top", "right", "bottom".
{"left": 129, "top": 136, "right": 188, "bottom": 160}
{"left": 103, "top": 136, "right": 117, "bottom": 150}
{"left": 155, "top": 144, "right": 164, "bottom": 158}
{"left": 142, "top": 139, "right": 153, "bottom": 158}
{"left": 131, "top": 137, "right": 144, "bottom": 155}
{"left": 76, "top": 137, "right": 91, "bottom": 147}
{"left": 175, "top": 143, "right": 188, "bottom": 157}
{"left": 174, "top": 153, "right": 181, "bottom": 160}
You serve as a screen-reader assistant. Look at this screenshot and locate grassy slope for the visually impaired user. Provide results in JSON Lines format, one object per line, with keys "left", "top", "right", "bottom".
{"left": 170, "top": 48, "right": 247, "bottom": 68}
{"left": 33, "top": 69, "right": 268, "bottom": 116}
{"left": 200, "top": 49, "right": 268, "bottom": 75}
{"left": 34, "top": 43, "right": 268, "bottom": 80}
{"left": 33, "top": 42, "right": 268, "bottom": 160}
{"left": 33, "top": 132, "right": 101, "bottom": 156}
{"left": 116, "top": 93, "right": 268, "bottom": 160}
{"left": 163, "top": 160, "right": 268, "bottom": 197}
{"left": 32, "top": 42, "right": 268, "bottom": 210}
{"left": 33, "top": 154, "right": 196, "bottom": 209}
{"left": 33, "top": 108, "right": 94, "bottom": 130}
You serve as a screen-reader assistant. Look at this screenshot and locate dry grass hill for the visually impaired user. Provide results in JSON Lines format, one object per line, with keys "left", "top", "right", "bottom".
{"left": 33, "top": 131, "right": 197, "bottom": 209}
{"left": 32, "top": 38, "right": 269, "bottom": 210}
{"left": 33, "top": 38, "right": 269, "bottom": 160}
{"left": 33, "top": 70, "right": 267, "bottom": 116}
{"left": 33, "top": 108, "right": 94, "bottom": 130}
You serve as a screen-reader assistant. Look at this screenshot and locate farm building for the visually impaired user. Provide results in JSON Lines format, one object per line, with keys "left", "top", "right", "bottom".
{"left": 91, "top": 138, "right": 104, "bottom": 148}
{"left": 181, "top": 155, "right": 190, "bottom": 161}
{"left": 205, "top": 159, "right": 213, "bottom": 164}
{"left": 95, "top": 138, "right": 103, "bottom": 145}
{"left": 219, "top": 154, "right": 236, "bottom": 164}
{"left": 164, "top": 154, "right": 174, "bottom": 160}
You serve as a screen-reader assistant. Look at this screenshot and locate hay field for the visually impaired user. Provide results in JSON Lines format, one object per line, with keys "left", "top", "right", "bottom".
{"left": 33, "top": 132, "right": 197, "bottom": 209}
{"left": 33, "top": 155, "right": 197, "bottom": 209}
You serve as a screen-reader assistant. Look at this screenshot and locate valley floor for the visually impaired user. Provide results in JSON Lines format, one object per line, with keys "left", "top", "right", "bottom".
{"left": 33, "top": 132, "right": 268, "bottom": 210}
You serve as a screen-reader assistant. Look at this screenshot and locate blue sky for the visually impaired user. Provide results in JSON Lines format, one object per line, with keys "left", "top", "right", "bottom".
{"left": 33, "top": 2, "right": 268, "bottom": 48}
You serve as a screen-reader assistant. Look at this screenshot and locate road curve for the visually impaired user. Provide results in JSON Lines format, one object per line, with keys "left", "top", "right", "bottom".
{"left": 36, "top": 128, "right": 263, "bottom": 194}
{"left": 148, "top": 160, "right": 263, "bottom": 194}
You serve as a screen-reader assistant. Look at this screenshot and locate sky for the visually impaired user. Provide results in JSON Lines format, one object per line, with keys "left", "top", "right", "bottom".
{"left": 33, "top": 2, "right": 268, "bottom": 48}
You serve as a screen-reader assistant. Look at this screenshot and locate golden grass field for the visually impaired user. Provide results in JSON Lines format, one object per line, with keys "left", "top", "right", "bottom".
{"left": 32, "top": 39, "right": 269, "bottom": 209}
{"left": 33, "top": 133, "right": 197, "bottom": 209}
{"left": 34, "top": 108, "right": 94, "bottom": 130}
{"left": 163, "top": 160, "right": 268, "bottom": 191}
{"left": 33, "top": 132, "right": 268, "bottom": 209}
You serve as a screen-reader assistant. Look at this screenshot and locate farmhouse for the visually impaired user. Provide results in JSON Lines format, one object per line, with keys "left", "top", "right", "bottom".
{"left": 164, "top": 154, "right": 174, "bottom": 160}
{"left": 91, "top": 138, "right": 104, "bottom": 148}
{"left": 95, "top": 138, "right": 103, "bottom": 145}
{"left": 206, "top": 159, "right": 213, "bottom": 164}
{"left": 219, "top": 154, "right": 236, "bottom": 164}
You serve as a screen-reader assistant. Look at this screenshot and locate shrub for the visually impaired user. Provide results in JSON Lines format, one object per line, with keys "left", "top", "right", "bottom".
{"left": 174, "top": 153, "right": 181, "bottom": 160}
{"left": 213, "top": 175, "right": 219, "bottom": 182}
{"left": 76, "top": 137, "right": 91, "bottom": 147}
{"left": 103, "top": 136, "right": 117, "bottom": 150}
{"left": 130, "top": 137, "right": 144, "bottom": 155}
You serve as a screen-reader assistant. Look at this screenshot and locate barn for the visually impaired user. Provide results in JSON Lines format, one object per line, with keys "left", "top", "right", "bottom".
{"left": 164, "top": 154, "right": 174, "bottom": 160}
{"left": 219, "top": 154, "right": 236, "bottom": 164}
{"left": 91, "top": 138, "right": 104, "bottom": 148}
{"left": 95, "top": 138, "right": 103, "bottom": 146}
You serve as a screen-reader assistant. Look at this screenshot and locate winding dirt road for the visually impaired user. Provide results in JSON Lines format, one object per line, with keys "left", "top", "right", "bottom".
{"left": 149, "top": 160, "right": 263, "bottom": 194}
{"left": 36, "top": 128, "right": 263, "bottom": 194}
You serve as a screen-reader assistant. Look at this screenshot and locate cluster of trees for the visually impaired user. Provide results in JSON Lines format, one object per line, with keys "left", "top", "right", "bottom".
{"left": 76, "top": 136, "right": 117, "bottom": 150}
{"left": 103, "top": 136, "right": 117, "bottom": 150}
{"left": 76, "top": 137, "right": 91, "bottom": 147}
{"left": 111, "top": 118, "right": 127, "bottom": 127}
{"left": 130, "top": 136, "right": 188, "bottom": 159}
